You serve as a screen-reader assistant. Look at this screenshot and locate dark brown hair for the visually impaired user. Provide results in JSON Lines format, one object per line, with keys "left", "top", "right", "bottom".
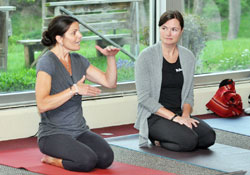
{"left": 158, "top": 10, "right": 184, "bottom": 30}
{"left": 41, "top": 15, "right": 79, "bottom": 47}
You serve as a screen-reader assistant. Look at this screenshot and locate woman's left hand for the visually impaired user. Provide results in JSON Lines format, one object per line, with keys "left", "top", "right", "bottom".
{"left": 95, "top": 45, "right": 120, "bottom": 57}
{"left": 182, "top": 115, "right": 199, "bottom": 128}
{"left": 173, "top": 116, "right": 199, "bottom": 129}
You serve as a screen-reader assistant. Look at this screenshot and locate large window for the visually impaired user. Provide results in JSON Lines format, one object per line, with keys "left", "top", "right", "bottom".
{"left": 0, "top": 0, "right": 249, "bottom": 107}
{"left": 183, "top": 0, "right": 250, "bottom": 74}
{"left": 0, "top": 0, "right": 150, "bottom": 93}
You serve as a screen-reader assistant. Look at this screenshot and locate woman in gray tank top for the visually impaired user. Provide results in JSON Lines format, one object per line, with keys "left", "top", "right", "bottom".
{"left": 36, "top": 15, "right": 119, "bottom": 172}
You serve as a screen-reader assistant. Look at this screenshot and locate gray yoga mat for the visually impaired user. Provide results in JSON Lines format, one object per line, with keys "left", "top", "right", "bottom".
{"left": 204, "top": 116, "right": 250, "bottom": 136}
{"left": 106, "top": 134, "right": 250, "bottom": 174}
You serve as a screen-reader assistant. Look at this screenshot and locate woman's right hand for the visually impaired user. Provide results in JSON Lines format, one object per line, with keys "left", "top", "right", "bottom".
{"left": 75, "top": 76, "right": 101, "bottom": 96}
{"left": 95, "top": 45, "right": 120, "bottom": 57}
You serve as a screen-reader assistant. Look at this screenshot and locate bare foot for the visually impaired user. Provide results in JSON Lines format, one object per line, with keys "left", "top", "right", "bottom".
{"left": 41, "top": 155, "right": 63, "bottom": 168}
{"left": 41, "top": 155, "right": 52, "bottom": 164}
{"left": 154, "top": 140, "right": 161, "bottom": 146}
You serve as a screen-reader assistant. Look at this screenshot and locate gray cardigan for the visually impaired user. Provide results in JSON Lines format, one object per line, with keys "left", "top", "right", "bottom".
{"left": 134, "top": 41, "right": 196, "bottom": 147}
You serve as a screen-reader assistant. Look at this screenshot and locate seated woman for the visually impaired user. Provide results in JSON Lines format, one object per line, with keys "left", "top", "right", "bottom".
{"left": 35, "top": 15, "right": 120, "bottom": 172}
{"left": 134, "top": 10, "right": 216, "bottom": 151}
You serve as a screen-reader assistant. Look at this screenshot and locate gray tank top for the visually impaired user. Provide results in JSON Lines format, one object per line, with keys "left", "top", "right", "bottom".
{"left": 36, "top": 50, "right": 90, "bottom": 140}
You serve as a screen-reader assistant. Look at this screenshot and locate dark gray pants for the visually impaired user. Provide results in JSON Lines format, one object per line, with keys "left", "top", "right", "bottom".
{"left": 148, "top": 114, "right": 216, "bottom": 152}
{"left": 38, "top": 130, "right": 114, "bottom": 172}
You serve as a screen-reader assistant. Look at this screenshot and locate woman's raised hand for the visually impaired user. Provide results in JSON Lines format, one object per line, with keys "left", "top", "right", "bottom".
{"left": 95, "top": 45, "right": 120, "bottom": 57}
{"left": 76, "top": 76, "right": 101, "bottom": 96}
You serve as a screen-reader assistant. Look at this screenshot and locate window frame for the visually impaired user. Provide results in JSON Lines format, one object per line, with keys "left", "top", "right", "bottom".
{"left": 0, "top": 69, "right": 249, "bottom": 109}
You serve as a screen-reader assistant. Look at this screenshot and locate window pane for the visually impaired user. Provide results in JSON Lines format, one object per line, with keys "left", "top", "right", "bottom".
{"left": 183, "top": 0, "right": 250, "bottom": 74}
{"left": 1, "top": 1, "right": 41, "bottom": 93}
{"left": 0, "top": 0, "right": 150, "bottom": 93}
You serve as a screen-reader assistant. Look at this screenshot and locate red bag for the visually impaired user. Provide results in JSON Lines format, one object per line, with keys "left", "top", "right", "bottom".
{"left": 206, "top": 79, "right": 243, "bottom": 118}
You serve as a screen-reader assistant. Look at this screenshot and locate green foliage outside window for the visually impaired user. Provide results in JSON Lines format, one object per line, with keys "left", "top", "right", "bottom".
{"left": 0, "top": 0, "right": 249, "bottom": 92}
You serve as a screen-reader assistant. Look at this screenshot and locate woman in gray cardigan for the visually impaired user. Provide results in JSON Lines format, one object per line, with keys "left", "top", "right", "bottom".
{"left": 134, "top": 10, "right": 215, "bottom": 151}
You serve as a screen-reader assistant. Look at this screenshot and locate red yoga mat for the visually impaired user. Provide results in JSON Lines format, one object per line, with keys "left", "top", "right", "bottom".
{"left": 0, "top": 138, "right": 175, "bottom": 175}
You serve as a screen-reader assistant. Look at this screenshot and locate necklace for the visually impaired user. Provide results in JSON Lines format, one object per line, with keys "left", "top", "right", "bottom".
{"left": 60, "top": 58, "right": 71, "bottom": 73}
{"left": 65, "top": 60, "right": 70, "bottom": 71}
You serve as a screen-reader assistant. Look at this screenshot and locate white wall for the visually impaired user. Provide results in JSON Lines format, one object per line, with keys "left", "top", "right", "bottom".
{"left": 0, "top": 81, "right": 249, "bottom": 141}
{"left": 0, "top": 95, "right": 138, "bottom": 141}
